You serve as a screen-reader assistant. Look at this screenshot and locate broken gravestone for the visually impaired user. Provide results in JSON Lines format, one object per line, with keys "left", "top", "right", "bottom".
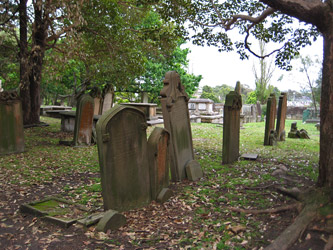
{"left": 276, "top": 92, "right": 288, "bottom": 141}
{"left": 147, "top": 127, "right": 173, "bottom": 202}
{"left": 222, "top": 89, "right": 242, "bottom": 164}
{"left": 288, "top": 122, "right": 310, "bottom": 139}
{"left": 160, "top": 71, "right": 203, "bottom": 182}
{"left": 0, "top": 91, "right": 24, "bottom": 155}
{"left": 101, "top": 84, "right": 114, "bottom": 114}
{"left": 96, "top": 105, "right": 151, "bottom": 211}
{"left": 264, "top": 93, "right": 277, "bottom": 146}
{"left": 73, "top": 94, "right": 95, "bottom": 146}
{"left": 90, "top": 87, "right": 102, "bottom": 115}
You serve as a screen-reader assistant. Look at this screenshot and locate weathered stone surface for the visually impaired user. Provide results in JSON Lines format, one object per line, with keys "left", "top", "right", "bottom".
{"left": 73, "top": 94, "right": 95, "bottom": 146}
{"left": 96, "top": 105, "right": 151, "bottom": 211}
{"left": 93, "top": 97, "right": 102, "bottom": 115}
{"left": 288, "top": 122, "right": 310, "bottom": 139}
{"left": 264, "top": 94, "right": 277, "bottom": 146}
{"left": 101, "top": 84, "right": 114, "bottom": 114}
{"left": 156, "top": 188, "right": 173, "bottom": 203}
{"left": 77, "top": 212, "right": 105, "bottom": 226}
{"left": 160, "top": 71, "right": 201, "bottom": 181}
{"left": 240, "top": 154, "right": 258, "bottom": 160}
{"left": 222, "top": 90, "right": 242, "bottom": 164}
{"left": 96, "top": 210, "right": 126, "bottom": 232}
{"left": 0, "top": 91, "right": 24, "bottom": 155}
{"left": 185, "top": 160, "right": 203, "bottom": 181}
{"left": 147, "top": 127, "right": 170, "bottom": 200}
{"left": 276, "top": 93, "right": 288, "bottom": 141}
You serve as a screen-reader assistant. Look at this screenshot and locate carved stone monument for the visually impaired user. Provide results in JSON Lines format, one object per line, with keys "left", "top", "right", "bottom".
{"left": 160, "top": 71, "right": 202, "bottom": 181}
{"left": 96, "top": 105, "right": 151, "bottom": 211}
{"left": 276, "top": 92, "right": 288, "bottom": 141}
{"left": 147, "top": 127, "right": 173, "bottom": 202}
{"left": 73, "top": 94, "right": 95, "bottom": 146}
{"left": 101, "top": 84, "right": 114, "bottom": 114}
{"left": 264, "top": 94, "right": 277, "bottom": 146}
{"left": 222, "top": 90, "right": 242, "bottom": 164}
{"left": 0, "top": 91, "right": 24, "bottom": 155}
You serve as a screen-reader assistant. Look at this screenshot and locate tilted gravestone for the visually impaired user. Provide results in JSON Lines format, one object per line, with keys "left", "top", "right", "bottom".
{"left": 101, "top": 84, "right": 114, "bottom": 114}
{"left": 222, "top": 90, "right": 242, "bottom": 164}
{"left": 276, "top": 92, "right": 288, "bottom": 141}
{"left": 96, "top": 105, "right": 151, "bottom": 211}
{"left": 90, "top": 87, "right": 102, "bottom": 115}
{"left": 160, "top": 71, "right": 202, "bottom": 182}
{"left": 0, "top": 91, "right": 24, "bottom": 155}
{"left": 264, "top": 94, "right": 277, "bottom": 146}
{"left": 147, "top": 127, "right": 173, "bottom": 202}
{"left": 73, "top": 94, "right": 95, "bottom": 146}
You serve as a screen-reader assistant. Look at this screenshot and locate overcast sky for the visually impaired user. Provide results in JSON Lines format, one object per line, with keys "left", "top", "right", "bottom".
{"left": 183, "top": 36, "right": 323, "bottom": 92}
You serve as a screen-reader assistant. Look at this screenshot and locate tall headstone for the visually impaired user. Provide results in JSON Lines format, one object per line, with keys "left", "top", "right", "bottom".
{"left": 101, "top": 84, "right": 114, "bottom": 114}
{"left": 222, "top": 90, "right": 242, "bottom": 164}
{"left": 147, "top": 127, "right": 172, "bottom": 202}
{"left": 73, "top": 94, "right": 94, "bottom": 146}
{"left": 160, "top": 71, "right": 202, "bottom": 182}
{"left": 96, "top": 105, "right": 151, "bottom": 211}
{"left": 276, "top": 92, "right": 288, "bottom": 141}
{"left": 0, "top": 91, "right": 24, "bottom": 155}
{"left": 264, "top": 94, "right": 277, "bottom": 146}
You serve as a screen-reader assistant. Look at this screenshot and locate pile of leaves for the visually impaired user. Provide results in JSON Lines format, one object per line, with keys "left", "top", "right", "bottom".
{"left": 0, "top": 117, "right": 326, "bottom": 249}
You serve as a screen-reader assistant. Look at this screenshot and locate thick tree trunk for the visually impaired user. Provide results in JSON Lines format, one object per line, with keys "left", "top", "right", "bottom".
{"left": 318, "top": 26, "right": 333, "bottom": 198}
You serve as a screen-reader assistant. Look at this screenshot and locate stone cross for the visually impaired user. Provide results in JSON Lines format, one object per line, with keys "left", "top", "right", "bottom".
{"left": 73, "top": 94, "right": 95, "bottom": 146}
{"left": 160, "top": 71, "right": 203, "bottom": 181}
{"left": 0, "top": 91, "right": 24, "bottom": 155}
{"left": 222, "top": 90, "right": 242, "bottom": 164}
{"left": 276, "top": 92, "right": 288, "bottom": 141}
{"left": 264, "top": 94, "right": 277, "bottom": 146}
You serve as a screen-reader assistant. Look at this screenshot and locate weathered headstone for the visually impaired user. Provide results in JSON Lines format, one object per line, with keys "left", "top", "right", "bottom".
{"left": 264, "top": 94, "right": 277, "bottom": 146}
{"left": 288, "top": 122, "right": 310, "bottom": 139}
{"left": 276, "top": 92, "right": 288, "bottom": 141}
{"left": 0, "top": 91, "right": 24, "bottom": 155}
{"left": 147, "top": 127, "right": 173, "bottom": 202}
{"left": 222, "top": 90, "right": 242, "bottom": 164}
{"left": 90, "top": 87, "right": 102, "bottom": 115}
{"left": 101, "top": 84, "right": 114, "bottom": 114}
{"left": 0, "top": 80, "right": 3, "bottom": 92}
{"left": 160, "top": 71, "right": 202, "bottom": 181}
{"left": 96, "top": 105, "right": 151, "bottom": 211}
{"left": 73, "top": 94, "right": 95, "bottom": 146}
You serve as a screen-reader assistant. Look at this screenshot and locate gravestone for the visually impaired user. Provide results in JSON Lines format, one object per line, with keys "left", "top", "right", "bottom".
{"left": 147, "top": 127, "right": 173, "bottom": 202}
{"left": 0, "top": 91, "right": 24, "bottom": 155}
{"left": 101, "top": 84, "right": 114, "bottom": 114}
{"left": 276, "top": 92, "right": 288, "bottom": 141}
{"left": 73, "top": 94, "right": 95, "bottom": 146}
{"left": 264, "top": 94, "right": 277, "bottom": 146}
{"left": 90, "top": 87, "right": 102, "bottom": 115}
{"left": 222, "top": 90, "right": 242, "bottom": 164}
{"left": 96, "top": 105, "right": 151, "bottom": 211}
{"left": 288, "top": 122, "right": 310, "bottom": 139}
{"left": 160, "top": 71, "right": 202, "bottom": 181}
{"left": 0, "top": 80, "right": 3, "bottom": 92}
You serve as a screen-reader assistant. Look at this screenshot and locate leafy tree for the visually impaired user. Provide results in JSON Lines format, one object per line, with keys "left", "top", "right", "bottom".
{"left": 246, "top": 91, "right": 257, "bottom": 104}
{"left": 253, "top": 40, "right": 275, "bottom": 104}
{"left": 200, "top": 85, "right": 220, "bottom": 103}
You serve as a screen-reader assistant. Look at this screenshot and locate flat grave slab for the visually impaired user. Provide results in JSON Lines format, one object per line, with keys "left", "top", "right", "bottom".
{"left": 240, "top": 153, "right": 258, "bottom": 160}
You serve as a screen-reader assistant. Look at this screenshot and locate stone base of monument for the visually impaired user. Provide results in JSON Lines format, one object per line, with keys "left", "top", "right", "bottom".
{"left": 156, "top": 188, "right": 173, "bottom": 203}
{"left": 96, "top": 210, "right": 126, "bottom": 232}
{"left": 20, "top": 196, "right": 89, "bottom": 228}
{"left": 185, "top": 160, "right": 203, "bottom": 181}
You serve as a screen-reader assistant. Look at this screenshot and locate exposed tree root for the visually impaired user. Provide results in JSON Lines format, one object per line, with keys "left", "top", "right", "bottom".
{"left": 228, "top": 203, "right": 301, "bottom": 215}
{"left": 244, "top": 183, "right": 276, "bottom": 190}
{"left": 275, "top": 186, "right": 303, "bottom": 201}
{"left": 324, "top": 235, "right": 333, "bottom": 250}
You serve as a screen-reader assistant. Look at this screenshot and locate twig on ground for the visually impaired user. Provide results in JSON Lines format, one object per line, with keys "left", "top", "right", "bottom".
{"left": 228, "top": 203, "right": 301, "bottom": 215}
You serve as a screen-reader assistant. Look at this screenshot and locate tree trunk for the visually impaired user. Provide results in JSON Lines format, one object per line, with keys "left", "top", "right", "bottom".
{"left": 18, "top": 0, "right": 31, "bottom": 125}
{"left": 318, "top": 25, "right": 333, "bottom": 198}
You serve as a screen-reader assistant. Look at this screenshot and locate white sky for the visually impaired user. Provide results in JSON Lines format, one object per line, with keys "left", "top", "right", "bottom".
{"left": 183, "top": 36, "right": 323, "bottom": 92}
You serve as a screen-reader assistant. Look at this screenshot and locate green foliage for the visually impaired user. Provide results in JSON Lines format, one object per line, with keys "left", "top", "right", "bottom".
{"left": 246, "top": 91, "right": 257, "bottom": 104}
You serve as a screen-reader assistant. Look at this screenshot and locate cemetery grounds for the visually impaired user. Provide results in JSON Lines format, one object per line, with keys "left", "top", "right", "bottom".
{"left": 0, "top": 117, "right": 328, "bottom": 249}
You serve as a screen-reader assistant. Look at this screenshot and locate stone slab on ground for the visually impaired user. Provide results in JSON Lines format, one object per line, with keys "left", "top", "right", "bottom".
{"left": 185, "top": 160, "right": 203, "bottom": 181}
{"left": 96, "top": 210, "right": 126, "bottom": 232}
{"left": 156, "top": 188, "right": 173, "bottom": 203}
{"left": 240, "top": 153, "right": 259, "bottom": 160}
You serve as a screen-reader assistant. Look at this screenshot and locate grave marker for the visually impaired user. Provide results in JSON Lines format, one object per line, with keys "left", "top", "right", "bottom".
{"left": 264, "top": 94, "right": 277, "bottom": 146}
{"left": 160, "top": 71, "right": 202, "bottom": 181}
{"left": 101, "top": 84, "right": 114, "bottom": 114}
{"left": 96, "top": 105, "right": 151, "bottom": 211}
{"left": 73, "top": 94, "right": 95, "bottom": 146}
{"left": 276, "top": 92, "right": 288, "bottom": 141}
{"left": 0, "top": 91, "right": 24, "bottom": 155}
{"left": 222, "top": 90, "right": 242, "bottom": 164}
